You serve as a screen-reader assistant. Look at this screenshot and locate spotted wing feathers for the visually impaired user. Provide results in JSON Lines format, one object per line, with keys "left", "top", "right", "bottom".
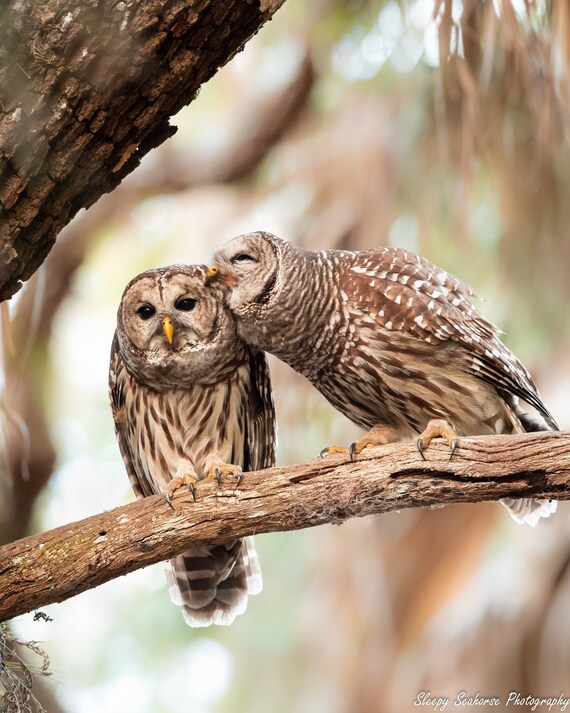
{"left": 341, "top": 247, "right": 557, "bottom": 430}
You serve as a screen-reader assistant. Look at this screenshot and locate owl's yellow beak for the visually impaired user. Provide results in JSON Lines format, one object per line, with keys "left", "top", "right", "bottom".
{"left": 205, "top": 266, "right": 219, "bottom": 283}
{"left": 162, "top": 316, "right": 174, "bottom": 344}
{"left": 205, "top": 265, "right": 238, "bottom": 287}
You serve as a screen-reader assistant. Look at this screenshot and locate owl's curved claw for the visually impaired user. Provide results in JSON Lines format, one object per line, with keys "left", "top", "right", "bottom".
{"left": 349, "top": 442, "right": 357, "bottom": 462}
{"left": 165, "top": 473, "right": 198, "bottom": 505}
{"left": 416, "top": 438, "right": 426, "bottom": 461}
{"left": 319, "top": 441, "right": 375, "bottom": 461}
{"left": 450, "top": 438, "right": 458, "bottom": 460}
{"left": 320, "top": 445, "right": 350, "bottom": 459}
{"left": 205, "top": 460, "right": 242, "bottom": 489}
{"left": 417, "top": 419, "right": 458, "bottom": 460}
{"left": 322, "top": 425, "right": 398, "bottom": 461}
{"left": 213, "top": 466, "right": 242, "bottom": 488}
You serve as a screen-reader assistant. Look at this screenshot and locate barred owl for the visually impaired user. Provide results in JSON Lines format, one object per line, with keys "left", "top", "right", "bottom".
{"left": 109, "top": 264, "right": 275, "bottom": 626}
{"left": 212, "top": 232, "right": 558, "bottom": 527}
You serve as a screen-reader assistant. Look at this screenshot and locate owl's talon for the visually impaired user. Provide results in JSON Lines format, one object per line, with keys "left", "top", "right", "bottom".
{"left": 319, "top": 445, "right": 350, "bottom": 458}
{"left": 416, "top": 419, "right": 458, "bottom": 460}
{"left": 323, "top": 425, "right": 398, "bottom": 461}
{"left": 205, "top": 460, "right": 242, "bottom": 488}
{"left": 349, "top": 442, "right": 357, "bottom": 462}
{"left": 450, "top": 438, "right": 459, "bottom": 459}
{"left": 164, "top": 492, "right": 175, "bottom": 509}
{"left": 417, "top": 438, "right": 426, "bottom": 461}
{"left": 165, "top": 474, "right": 199, "bottom": 504}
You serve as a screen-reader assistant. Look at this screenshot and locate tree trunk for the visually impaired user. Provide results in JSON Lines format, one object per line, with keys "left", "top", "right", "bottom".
{"left": 0, "top": 0, "right": 285, "bottom": 300}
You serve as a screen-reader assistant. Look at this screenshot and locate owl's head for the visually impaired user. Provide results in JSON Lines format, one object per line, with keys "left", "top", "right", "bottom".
{"left": 116, "top": 265, "right": 242, "bottom": 388}
{"left": 211, "top": 232, "right": 293, "bottom": 320}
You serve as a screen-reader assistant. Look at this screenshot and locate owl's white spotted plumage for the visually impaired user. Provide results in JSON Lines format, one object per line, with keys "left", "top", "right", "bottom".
{"left": 213, "top": 232, "right": 557, "bottom": 527}
{"left": 109, "top": 264, "right": 275, "bottom": 626}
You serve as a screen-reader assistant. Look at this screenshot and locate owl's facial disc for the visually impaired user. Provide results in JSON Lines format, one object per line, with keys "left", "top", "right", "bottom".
{"left": 122, "top": 274, "right": 206, "bottom": 353}
{"left": 213, "top": 232, "right": 280, "bottom": 315}
{"left": 117, "top": 266, "right": 243, "bottom": 386}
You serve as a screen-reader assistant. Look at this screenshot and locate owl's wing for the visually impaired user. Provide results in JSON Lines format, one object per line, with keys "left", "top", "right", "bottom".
{"left": 341, "top": 247, "right": 557, "bottom": 429}
{"left": 109, "top": 333, "right": 153, "bottom": 499}
{"left": 243, "top": 350, "right": 276, "bottom": 472}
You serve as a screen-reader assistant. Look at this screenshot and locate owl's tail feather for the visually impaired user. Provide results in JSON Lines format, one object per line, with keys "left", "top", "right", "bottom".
{"left": 500, "top": 497, "right": 557, "bottom": 527}
{"left": 166, "top": 536, "right": 262, "bottom": 627}
{"left": 499, "top": 400, "right": 558, "bottom": 527}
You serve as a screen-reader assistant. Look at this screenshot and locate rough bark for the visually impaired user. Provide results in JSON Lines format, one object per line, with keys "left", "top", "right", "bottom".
{"left": 1, "top": 431, "right": 569, "bottom": 622}
{"left": 0, "top": 0, "right": 286, "bottom": 301}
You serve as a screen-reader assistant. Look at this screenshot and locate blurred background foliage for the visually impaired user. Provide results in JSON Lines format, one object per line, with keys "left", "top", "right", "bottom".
{"left": 2, "top": 0, "right": 570, "bottom": 711}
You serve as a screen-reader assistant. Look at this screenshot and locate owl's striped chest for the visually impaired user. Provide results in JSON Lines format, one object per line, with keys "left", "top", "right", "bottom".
{"left": 120, "top": 363, "right": 250, "bottom": 494}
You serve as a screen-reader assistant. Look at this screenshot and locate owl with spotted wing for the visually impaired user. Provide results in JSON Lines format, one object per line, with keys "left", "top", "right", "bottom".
{"left": 212, "top": 232, "right": 557, "bottom": 527}
{"left": 109, "top": 264, "right": 275, "bottom": 626}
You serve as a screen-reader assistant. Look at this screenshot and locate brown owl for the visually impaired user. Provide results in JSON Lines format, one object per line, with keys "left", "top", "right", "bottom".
{"left": 212, "top": 232, "right": 557, "bottom": 527}
{"left": 109, "top": 264, "right": 275, "bottom": 626}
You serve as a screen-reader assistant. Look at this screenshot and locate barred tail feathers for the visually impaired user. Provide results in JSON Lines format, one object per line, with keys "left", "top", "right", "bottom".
{"left": 166, "top": 536, "right": 262, "bottom": 627}
{"left": 500, "top": 497, "right": 557, "bottom": 527}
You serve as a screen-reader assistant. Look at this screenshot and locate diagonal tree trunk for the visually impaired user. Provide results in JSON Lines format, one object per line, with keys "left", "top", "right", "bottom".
{"left": 0, "top": 0, "right": 285, "bottom": 301}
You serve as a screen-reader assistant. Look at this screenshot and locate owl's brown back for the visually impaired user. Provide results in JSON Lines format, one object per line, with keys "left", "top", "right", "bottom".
{"left": 226, "top": 240, "right": 556, "bottom": 437}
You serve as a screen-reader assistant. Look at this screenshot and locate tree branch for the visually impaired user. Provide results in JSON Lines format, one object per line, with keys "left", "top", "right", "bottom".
{"left": 1, "top": 431, "right": 569, "bottom": 622}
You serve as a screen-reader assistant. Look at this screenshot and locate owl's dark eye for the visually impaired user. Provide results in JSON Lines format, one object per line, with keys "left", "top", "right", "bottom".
{"left": 175, "top": 297, "right": 196, "bottom": 311}
{"left": 232, "top": 253, "right": 256, "bottom": 263}
{"left": 137, "top": 304, "right": 155, "bottom": 320}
